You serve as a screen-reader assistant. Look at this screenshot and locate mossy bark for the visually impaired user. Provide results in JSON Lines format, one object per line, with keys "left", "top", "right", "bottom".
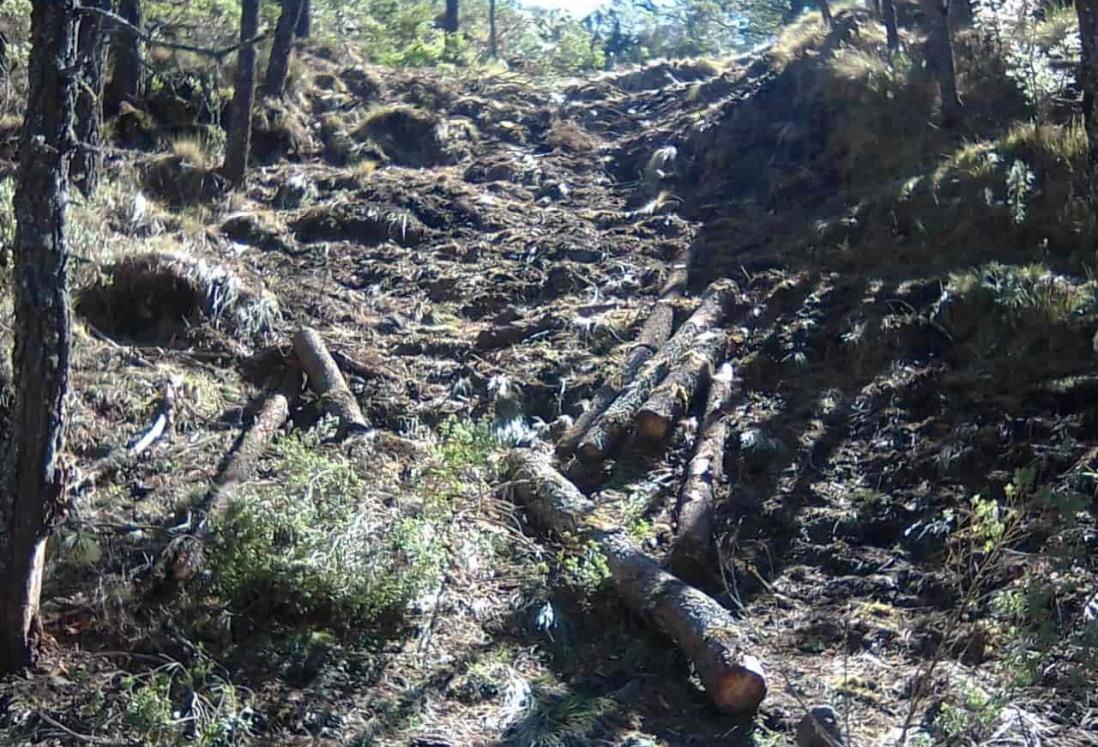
{"left": 263, "top": 0, "right": 304, "bottom": 99}
{"left": 222, "top": 0, "right": 260, "bottom": 187}
{"left": 0, "top": 0, "right": 78, "bottom": 674}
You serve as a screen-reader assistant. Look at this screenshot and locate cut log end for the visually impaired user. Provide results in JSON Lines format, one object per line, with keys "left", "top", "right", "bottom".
{"left": 712, "top": 658, "right": 768, "bottom": 714}
{"left": 634, "top": 409, "right": 672, "bottom": 445}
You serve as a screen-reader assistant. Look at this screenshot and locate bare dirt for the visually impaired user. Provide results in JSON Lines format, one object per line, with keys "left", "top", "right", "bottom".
{"left": 2, "top": 11, "right": 1097, "bottom": 747}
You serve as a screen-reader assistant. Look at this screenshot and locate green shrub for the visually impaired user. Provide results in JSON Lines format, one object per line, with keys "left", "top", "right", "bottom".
{"left": 214, "top": 434, "right": 446, "bottom": 628}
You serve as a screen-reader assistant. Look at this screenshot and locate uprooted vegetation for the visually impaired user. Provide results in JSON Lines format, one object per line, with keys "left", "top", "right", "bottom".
{"left": 1, "top": 2, "right": 1098, "bottom": 746}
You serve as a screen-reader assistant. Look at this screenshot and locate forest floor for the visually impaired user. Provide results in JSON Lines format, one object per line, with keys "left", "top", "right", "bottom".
{"left": 2, "top": 8, "right": 1098, "bottom": 747}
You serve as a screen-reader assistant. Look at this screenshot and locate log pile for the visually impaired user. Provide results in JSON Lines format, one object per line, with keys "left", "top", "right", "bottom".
{"left": 505, "top": 449, "right": 767, "bottom": 714}
{"left": 572, "top": 279, "right": 742, "bottom": 464}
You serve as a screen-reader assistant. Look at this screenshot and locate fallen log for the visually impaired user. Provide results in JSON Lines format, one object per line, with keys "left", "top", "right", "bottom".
{"left": 161, "top": 368, "right": 302, "bottom": 583}
{"left": 505, "top": 450, "right": 766, "bottom": 714}
{"left": 293, "top": 326, "right": 371, "bottom": 438}
{"left": 74, "top": 376, "right": 182, "bottom": 495}
{"left": 576, "top": 279, "right": 739, "bottom": 464}
{"left": 557, "top": 268, "right": 686, "bottom": 458}
{"left": 635, "top": 329, "right": 729, "bottom": 447}
{"left": 669, "top": 362, "right": 737, "bottom": 575}
{"left": 203, "top": 367, "right": 303, "bottom": 519}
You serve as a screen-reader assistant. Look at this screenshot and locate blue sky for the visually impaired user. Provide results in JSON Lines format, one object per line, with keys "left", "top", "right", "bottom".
{"left": 520, "top": 0, "right": 607, "bottom": 17}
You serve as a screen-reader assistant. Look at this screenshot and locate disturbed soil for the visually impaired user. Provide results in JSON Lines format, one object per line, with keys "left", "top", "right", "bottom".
{"left": 2, "top": 11, "right": 1098, "bottom": 747}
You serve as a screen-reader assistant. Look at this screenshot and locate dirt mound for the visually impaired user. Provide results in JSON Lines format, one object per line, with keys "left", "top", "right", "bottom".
{"left": 143, "top": 154, "right": 227, "bottom": 206}
{"left": 77, "top": 252, "right": 279, "bottom": 347}
{"left": 290, "top": 201, "right": 426, "bottom": 245}
{"left": 352, "top": 105, "right": 471, "bottom": 167}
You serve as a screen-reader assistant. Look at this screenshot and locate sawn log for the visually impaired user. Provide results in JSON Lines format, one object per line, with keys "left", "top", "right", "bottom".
{"left": 504, "top": 450, "right": 767, "bottom": 714}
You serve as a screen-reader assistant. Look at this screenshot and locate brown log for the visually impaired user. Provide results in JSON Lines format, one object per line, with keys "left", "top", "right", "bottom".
{"left": 556, "top": 300, "right": 675, "bottom": 457}
{"left": 162, "top": 368, "right": 302, "bottom": 584}
{"left": 504, "top": 450, "right": 766, "bottom": 714}
{"left": 635, "top": 329, "right": 729, "bottom": 447}
{"left": 670, "top": 362, "right": 737, "bottom": 574}
{"left": 203, "top": 368, "right": 302, "bottom": 519}
{"left": 293, "top": 327, "right": 371, "bottom": 438}
{"left": 576, "top": 279, "right": 739, "bottom": 464}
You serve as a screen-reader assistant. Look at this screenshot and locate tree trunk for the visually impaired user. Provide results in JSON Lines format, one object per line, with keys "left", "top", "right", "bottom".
{"left": 445, "top": 0, "right": 460, "bottom": 33}
{"left": 106, "top": 0, "right": 142, "bottom": 115}
{"left": 0, "top": 0, "right": 78, "bottom": 674}
{"left": 295, "top": 0, "right": 310, "bottom": 39}
{"left": 923, "top": 0, "right": 962, "bottom": 127}
{"left": 882, "top": 0, "right": 900, "bottom": 53}
{"left": 634, "top": 329, "right": 729, "bottom": 447}
{"left": 73, "top": 0, "right": 108, "bottom": 197}
{"left": 504, "top": 451, "right": 768, "bottom": 715}
{"left": 817, "top": 0, "right": 833, "bottom": 26}
{"left": 1079, "top": 0, "right": 1098, "bottom": 172}
{"left": 489, "top": 0, "right": 498, "bottom": 58}
{"left": 557, "top": 270, "right": 685, "bottom": 459}
{"left": 292, "top": 327, "right": 371, "bottom": 439}
{"left": 263, "top": 0, "right": 303, "bottom": 99}
{"left": 576, "top": 279, "right": 740, "bottom": 464}
{"left": 670, "top": 363, "right": 737, "bottom": 576}
{"left": 222, "top": 0, "right": 260, "bottom": 187}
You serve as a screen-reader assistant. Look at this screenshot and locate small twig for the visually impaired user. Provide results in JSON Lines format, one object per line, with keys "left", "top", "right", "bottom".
{"left": 77, "top": 4, "right": 271, "bottom": 61}
{"left": 37, "top": 712, "right": 128, "bottom": 746}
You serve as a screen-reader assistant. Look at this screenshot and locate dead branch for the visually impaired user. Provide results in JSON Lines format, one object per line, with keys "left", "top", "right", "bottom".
{"left": 505, "top": 450, "right": 767, "bottom": 714}
{"left": 293, "top": 326, "right": 371, "bottom": 438}
{"left": 77, "top": 4, "right": 271, "bottom": 61}
{"left": 73, "top": 376, "right": 181, "bottom": 495}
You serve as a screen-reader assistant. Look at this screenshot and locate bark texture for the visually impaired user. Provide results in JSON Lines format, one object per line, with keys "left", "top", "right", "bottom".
{"left": 1079, "top": 0, "right": 1098, "bottom": 171}
{"left": 295, "top": 0, "right": 310, "bottom": 38}
{"left": 106, "top": 0, "right": 142, "bottom": 114}
{"left": 0, "top": 0, "right": 79, "bottom": 674}
{"left": 635, "top": 329, "right": 729, "bottom": 447}
{"left": 556, "top": 270, "right": 684, "bottom": 458}
{"left": 73, "top": 0, "right": 108, "bottom": 196}
{"left": 222, "top": 0, "right": 260, "bottom": 187}
{"left": 292, "top": 327, "right": 371, "bottom": 438}
{"left": 923, "top": 0, "right": 962, "bottom": 126}
{"left": 505, "top": 451, "right": 767, "bottom": 714}
{"left": 489, "top": 0, "right": 498, "bottom": 57}
{"left": 444, "top": 0, "right": 460, "bottom": 33}
{"left": 262, "top": 0, "right": 303, "bottom": 99}
{"left": 670, "top": 363, "right": 737, "bottom": 575}
{"left": 881, "top": 0, "right": 899, "bottom": 52}
{"left": 576, "top": 279, "right": 739, "bottom": 464}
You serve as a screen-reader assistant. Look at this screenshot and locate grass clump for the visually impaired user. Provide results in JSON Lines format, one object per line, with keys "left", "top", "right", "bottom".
{"left": 214, "top": 418, "right": 500, "bottom": 630}
{"left": 117, "top": 656, "right": 253, "bottom": 747}
{"left": 215, "top": 433, "right": 447, "bottom": 629}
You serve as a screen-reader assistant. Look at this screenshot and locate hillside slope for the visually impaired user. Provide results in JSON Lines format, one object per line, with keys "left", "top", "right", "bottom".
{"left": 1, "top": 8, "right": 1097, "bottom": 747}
